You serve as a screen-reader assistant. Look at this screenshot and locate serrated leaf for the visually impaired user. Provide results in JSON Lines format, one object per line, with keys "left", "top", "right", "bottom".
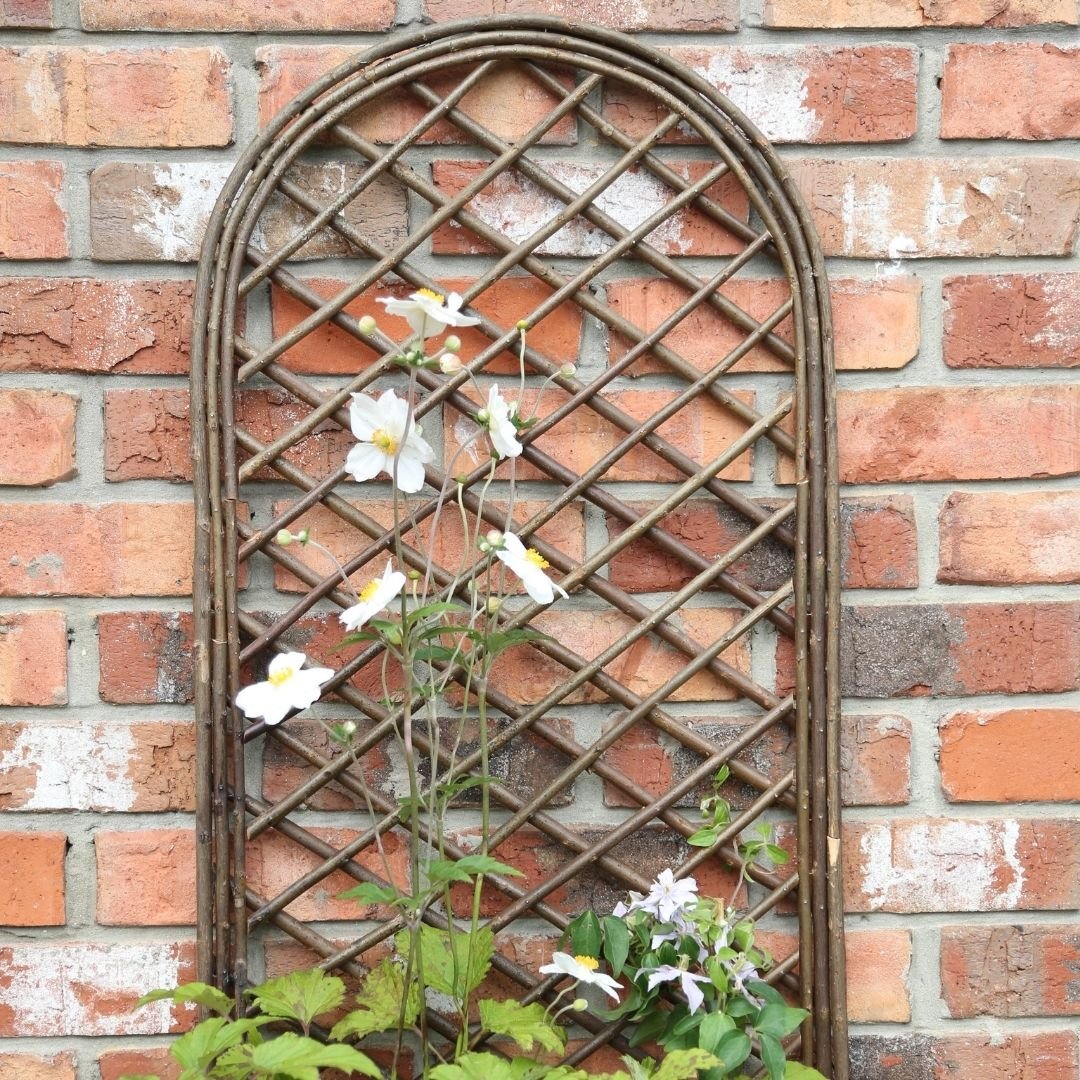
{"left": 478, "top": 999, "right": 566, "bottom": 1054}
{"left": 136, "top": 982, "right": 233, "bottom": 1017}
{"left": 653, "top": 1048, "right": 722, "bottom": 1080}
{"left": 602, "top": 915, "right": 630, "bottom": 978}
{"left": 246, "top": 968, "right": 345, "bottom": 1027}
{"left": 395, "top": 923, "right": 493, "bottom": 1000}
{"left": 426, "top": 854, "right": 524, "bottom": 886}
{"left": 783, "top": 1063, "right": 829, "bottom": 1079}
{"left": 330, "top": 958, "right": 419, "bottom": 1041}
{"left": 218, "top": 1032, "right": 381, "bottom": 1080}
{"left": 338, "top": 881, "right": 402, "bottom": 907}
{"left": 169, "top": 1017, "right": 270, "bottom": 1072}
{"left": 431, "top": 1052, "right": 517, "bottom": 1080}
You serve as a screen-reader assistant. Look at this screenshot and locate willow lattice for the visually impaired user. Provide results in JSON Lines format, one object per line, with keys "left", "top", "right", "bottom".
{"left": 191, "top": 18, "right": 844, "bottom": 1078}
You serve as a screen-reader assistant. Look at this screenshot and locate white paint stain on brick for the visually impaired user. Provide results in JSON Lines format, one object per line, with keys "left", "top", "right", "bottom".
{"left": 859, "top": 820, "right": 1025, "bottom": 912}
{"left": 1030, "top": 275, "right": 1080, "bottom": 352}
{"left": 703, "top": 51, "right": 817, "bottom": 143}
{"left": 0, "top": 721, "right": 137, "bottom": 810}
{"left": 132, "top": 162, "right": 232, "bottom": 261}
{"left": 0, "top": 942, "right": 187, "bottom": 1036}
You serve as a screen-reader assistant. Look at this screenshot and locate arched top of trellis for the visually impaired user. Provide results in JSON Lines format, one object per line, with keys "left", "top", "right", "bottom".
{"left": 191, "top": 17, "right": 845, "bottom": 1079}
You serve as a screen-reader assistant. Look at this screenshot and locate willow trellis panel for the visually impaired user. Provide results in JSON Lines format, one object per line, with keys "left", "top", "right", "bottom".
{"left": 191, "top": 17, "right": 845, "bottom": 1078}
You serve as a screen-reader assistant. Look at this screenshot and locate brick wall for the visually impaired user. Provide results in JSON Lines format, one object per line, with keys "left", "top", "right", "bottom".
{"left": 0, "top": 0, "right": 1078, "bottom": 1076}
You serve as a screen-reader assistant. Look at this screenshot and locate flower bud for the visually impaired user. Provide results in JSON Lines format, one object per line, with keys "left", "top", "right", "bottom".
{"left": 341, "top": 720, "right": 357, "bottom": 736}
{"left": 475, "top": 408, "right": 490, "bottom": 425}
{"left": 516, "top": 319, "right": 530, "bottom": 331}
{"left": 407, "top": 569, "right": 421, "bottom": 580}
{"left": 440, "top": 354, "right": 463, "bottom": 375}
{"left": 486, "top": 597, "right": 502, "bottom": 615}
{"left": 443, "top": 335, "right": 461, "bottom": 353}
{"left": 560, "top": 363, "right": 577, "bottom": 378}
{"left": 295, "top": 528, "right": 310, "bottom": 545}
{"left": 358, "top": 315, "right": 377, "bottom": 335}
{"left": 485, "top": 529, "right": 504, "bottom": 548}
{"left": 275, "top": 529, "right": 295, "bottom": 546}
{"left": 572, "top": 998, "right": 588, "bottom": 1012}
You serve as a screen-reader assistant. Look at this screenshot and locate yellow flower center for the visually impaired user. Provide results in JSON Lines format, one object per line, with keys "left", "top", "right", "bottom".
{"left": 372, "top": 428, "right": 399, "bottom": 455}
{"left": 267, "top": 666, "right": 295, "bottom": 687}
{"left": 574, "top": 955, "right": 599, "bottom": 971}
{"left": 359, "top": 578, "right": 382, "bottom": 603}
{"left": 417, "top": 288, "right": 445, "bottom": 304}
{"left": 524, "top": 548, "right": 549, "bottom": 570}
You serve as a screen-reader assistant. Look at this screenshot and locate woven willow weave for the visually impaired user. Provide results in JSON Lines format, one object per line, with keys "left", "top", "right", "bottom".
{"left": 191, "top": 18, "right": 845, "bottom": 1077}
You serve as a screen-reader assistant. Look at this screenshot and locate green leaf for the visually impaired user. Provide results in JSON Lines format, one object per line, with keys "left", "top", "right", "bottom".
{"left": 569, "top": 911, "right": 602, "bottom": 960}
{"left": 756, "top": 1004, "right": 807, "bottom": 1040}
{"left": 697, "top": 1011, "right": 735, "bottom": 1053}
{"left": 627, "top": 1007, "right": 669, "bottom": 1048}
{"left": 759, "top": 1032, "right": 788, "bottom": 1080}
{"left": 686, "top": 827, "right": 719, "bottom": 849}
{"left": 395, "top": 923, "right": 493, "bottom": 1000}
{"left": 115, "top": 1075, "right": 160, "bottom": 1080}
{"left": 169, "top": 1017, "right": 270, "bottom": 1072}
{"left": 339, "top": 881, "right": 402, "bottom": 907}
{"left": 246, "top": 968, "right": 345, "bottom": 1028}
{"left": 484, "top": 628, "right": 553, "bottom": 659}
{"left": 405, "top": 600, "right": 467, "bottom": 624}
{"left": 654, "top": 1049, "right": 723, "bottom": 1080}
{"left": 330, "top": 958, "right": 419, "bottom": 1042}
{"left": 602, "top": 916, "right": 631, "bottom": 978}
{"left": 431, "top": 1052, "right": 517, "bottom": 1080}
{"left": 478, "top": 999, "right": 567, "bottom": 1054}
{"left": 218, "top": 1032, "right": 381, "bottom": 1080}
{"left": 765, "top": 844, "right": 790, "bottom": 866}
{"left": 713, "top": 1030, "right": 753, "bottom": 1072}
{"left": 136, "top": 982, "right": 234, "bottom": 1017}
{"left": 747, "top": 980, "right": 785, "bottom": 1007}
{"left": 783, "top": 1064, "right": 829, "bottom": 1079}
{"left": 426, "top": 854, "right": 524, "bottom": 886}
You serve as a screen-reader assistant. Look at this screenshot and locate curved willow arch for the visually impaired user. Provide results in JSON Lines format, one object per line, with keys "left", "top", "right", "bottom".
{"left": 192, "top": 17, "right": 845, "bottom": 1077}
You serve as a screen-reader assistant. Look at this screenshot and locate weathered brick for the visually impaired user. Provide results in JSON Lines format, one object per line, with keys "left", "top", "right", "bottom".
{"left": 836, "top": 385, "right": 1080, "bottom": 482}
{"left": 0, "top": 941, "right": 194, "bottom": 1036}
{"left": 97, "top": 611, "right": 193, "bottom": 704}
{"left": 943, "top": 273, "right": 1080, "bottom": 368}
{"left": 0, "top": 610, "right": 66, "bottom": 706}
{"left": 90, "top": 161, "right": 406, "bottom": 262}
{"left": 940, "top": 709, "right": 1080, "bottom": 803}
{"left": 838, "top": 601, "right": 1080, "bottom": 698}
{"left": 764, "top": 0, "right": 1077, "bottom": 26}
{"left": 0, "top": 389, "right": 76, "bottom": 486}
{"left": 259, "top": 48, "right": 575, "bottom": 144}
{"left": 0, "top": 718, "right": 195, "bottom": 812}
{"left": 942, "top": 924, "right": 1080, "bottom": 1017}
{"left": 446, "top": 386, "right": 755, "bottom": 484}
{"left": 0, "top": 503, "right": 193, "bottom": 596}
{"left": 81, "top": 0, "right": 392, "bottom": 29}
{"left": 96, "top": 829, "right": 196, "bottom": 926}
{"left": 0, "top": 279, "right": 193, "bottom": 374}
{"left": 942, "top": 44, "right": 1080, "bottom": 140}
{"left": 0, "top": 161, "right": 67, "bottom": 259}
{"left": 850, "top": 1032, "right": 1079, "bottom": 1080}
{"left": 842, "top": 496, "right": 920, "bottom": 588}
{"left": 0, "top": 832, "right": 65, "bottom": 926}
{"left": 0, "top": 0, "right": 52, "bottom": 27}
{"left": 788, "top": 157, "right": 1080, "bottom": 258}
{"left": 607, "top": 276, "right": 921, "bottom": 373}
{"left": 939, "top": 490, "right": 1080, "bottom": 584}
{"left": 841, "top": 714, "right": 911, "bottom": 806}
{"left": 424, "top": 0, "right": 737, "bottom": 30}
{"left": 604, "top": 46, "right": 916, "bottom": 144}
{"left": 0, "top": 47, "right": 232, "bottom": 147}
{"left": 99, "top": 1048, "right": 179, "bottom": 1080}
{"left": 844, "top": 817, "right": 1080, "bottom": 912}
{"left": 432, "top": 159, "right": 750, "bottom": 257}
{"left": 0, "top": 1052, "right": 75, "bottom": 1080}
{"left": 272, "top": 276, "right": 583, "bottom": 375}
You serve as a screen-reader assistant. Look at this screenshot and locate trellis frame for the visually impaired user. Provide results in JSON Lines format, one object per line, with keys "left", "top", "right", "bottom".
{"left": 191, "top": 17, "right": 846, "bottom": 1077}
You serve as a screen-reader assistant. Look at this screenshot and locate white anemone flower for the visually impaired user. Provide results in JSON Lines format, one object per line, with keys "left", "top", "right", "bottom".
{"left": 483, "top": 385, "right": 522, "bottom": 459}
{"left": 235, "top": 651, "right": 334, "bottom": 727}
{"left": 644, "top": 965, "right": 712, "bottom": 1015}
{"left": 633, "top": 869, "right": 699, "bottom": 923}
{"left": 377, "top": 288, "right": 480, "bottom": 340}
{"left": 538, "top": 952, "right": 622, "bottom": 1002}
{"left": 346, "top": 388, "right": 434, "bottom": 494}
{"left": 494, "top": 531, "right": 568, "bottom": 605}
{"left": 339, "top": 561, "right": 406, "bottom": 632}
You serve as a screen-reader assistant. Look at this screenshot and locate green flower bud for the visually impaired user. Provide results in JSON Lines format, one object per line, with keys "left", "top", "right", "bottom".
{"left": 443, "top": 335, "right": 462, "bottom": 353}
{"left": 275, "top": 529, "right": 295, "bottom": 546}
{"left": 358, "top": 315, "right": 377, "bottom": 335}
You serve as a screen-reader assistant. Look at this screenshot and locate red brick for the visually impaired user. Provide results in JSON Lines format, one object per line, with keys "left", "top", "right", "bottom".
{"left": 0, "top": 941, "right": 194, "bottom": 1035}
{"left": 841, "top": 495, "right": 919, "bottom": 588}
{"left": 95, "top": 829, "right": 196, "bottom": 926}
{"left": 446, "top": 386, "right": 755, "bottom": 485}
{"left": 836, "top": 385, "right": 1080, "bottom": 483}
{"left": 939, "top": 490, "right": 1080, "bottom": 584}
{"left": 942, "top": 44, "right": 1080, "bottom": 140}
{"left": 943, "top": 273, "right": 1080, "bottom": 369}
{"left": 0, "top": 1052, "right": 75, "bottom": 1080}
{"left": 90, "top": 161, "right": 406, "bottom": 263}
{"left": 607, "top": 276, "right": 920, "bottom": 374}
{"left": 838, "top": 601, "right": 1080, "bottom": 698}
{"left": 788, "top": 157, "right": 1080, "bottom": 258}
{"left": 765, "top": 0, "right": 1077, "bottom": 26}
{"left": 0, "top": 161, "right": 67, "bottom": 260}
{"left": 844, "top": 817, "right": 1080, "bottom": 913}
{"left": 432, "top": 159, "right": 750, "bottom": 257}
{"left": 0, "top": 389, "right": 76, "bottom": 486}
{"left": 940, "top": 709, "right": 1080, "bottom": 803}
{"left": 272, "top": 276, "right": 583, "bottom": 375}
{"left": 0, "top": 503, "right": 193, "bottom": 596}
{"left": 0, "top": 0, "right": 52, "bottom": 27}
{"left": 0, "top": 47, "right": 232, "bottom": 147}
{"left": 603, "top": 46, "right": 916, "bottom": 144}
{"left": 99, "top": 1048, "right": 179, "bottom": 1080}
{"left": 942, "top": 924, "right": 1080, "bottom": 1018}
{"left": 424, "top": 0, "right": 737, "bottom": 30}
{"left": 0, "top": 610, "right": 66, "bottom": 706}
{"left": 0, "top": 832, "right": 65, "bottom": 926}
{"left": 82, "top": 0, "right": 393, "bottom": 29}
{"left": 841, "top": 714, "right": 911, "bottom": 806}
{"left": 0, "top": 278, "right": 193, "bottom": 375}
{"left": 259, "top": 48, "right": 575, "bottom": 144}
{"left": 98, "top": 611, "right": 193, "bottom": 705}
{"left": 851, "top": 1032, "right": 1079, "bottom": 1080}
{"left": 0, "top": 718, "right": 195, "bottom": 812}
